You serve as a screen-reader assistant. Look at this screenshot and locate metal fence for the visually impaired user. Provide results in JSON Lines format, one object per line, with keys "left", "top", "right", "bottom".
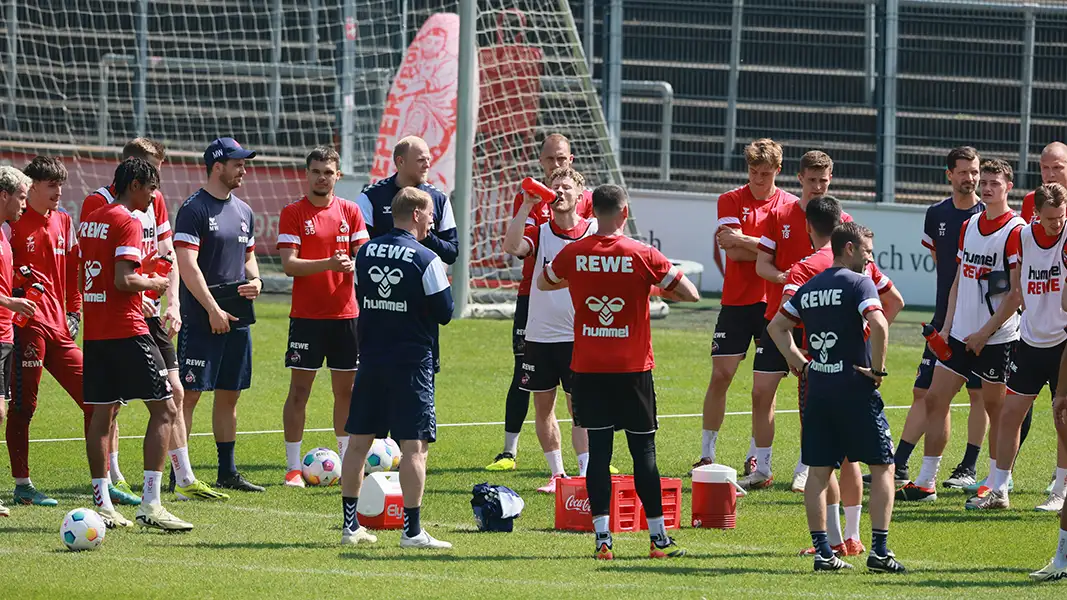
{"left": 578, "top": 0, "right": 1067, "bottom": 203}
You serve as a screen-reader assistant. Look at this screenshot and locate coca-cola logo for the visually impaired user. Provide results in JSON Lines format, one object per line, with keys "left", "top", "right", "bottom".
{"left": 565, "top": 495, "right": 590, "bottom": 513}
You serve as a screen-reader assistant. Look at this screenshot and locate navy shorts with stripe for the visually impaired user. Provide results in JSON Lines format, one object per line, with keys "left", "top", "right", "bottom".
{"left": 346, "top": 359, "right": 437, "bottom": 442}
{"left": 177, "top": 325, "right": 252, "bottom": 392}
{"left": 802, "top": 376, "right": 894, "bottom": 468}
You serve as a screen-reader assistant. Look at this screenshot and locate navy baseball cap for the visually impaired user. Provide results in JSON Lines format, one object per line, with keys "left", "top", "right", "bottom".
{"left": 204, "top": 137, "right": 257, "bottom": 168}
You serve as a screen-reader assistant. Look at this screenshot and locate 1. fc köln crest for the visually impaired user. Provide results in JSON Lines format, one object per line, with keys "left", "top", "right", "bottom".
{"left": 304, "top": 220, "right": 315, "bottom": 235}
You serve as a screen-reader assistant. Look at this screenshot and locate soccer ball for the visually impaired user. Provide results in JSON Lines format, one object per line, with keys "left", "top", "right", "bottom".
{"left": 364, "top": 438, "right": 402, "bottom": 474}
{"left": 302, "top": 447, "right": 342, "bottom": 486}
{"left": 60, "top": 508, "right": 106, "bottom": 551}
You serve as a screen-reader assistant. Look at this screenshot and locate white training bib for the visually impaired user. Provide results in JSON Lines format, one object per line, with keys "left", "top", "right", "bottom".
{"left": 950, "top": 213, "right": 1025, "bottom": 345}
{"left": 1019, "top": 224, "right": 1067, "bottom": 347}
{"left": 95, "top": 186, "right": 163, "bottom": 316}
{"left": 525, "top": 218, "right": 598, "bottom": 343}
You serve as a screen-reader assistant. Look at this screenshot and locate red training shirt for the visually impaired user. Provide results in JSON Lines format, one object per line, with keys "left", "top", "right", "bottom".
{"left": 82, "top": 186, "right": 172, "bottom": 263}
{"left": 717, "top": 185, "right": 796, "bottom": 306}
{"left": 513, "top": 189, "right": 593, "bottom": 296}
{"left": 0, "top": 224, "right": 14, "bottom": 343}
{"left": 545, "top": 235, "right": 682, "bottom": 373}
{"left": 1022, "top": 191, "right": 1038, "bottom": 225}
{"left": 10, "top": 206, "right": 81, "bottom": 335}
{"left": 77, "top": 203, "right": 149, "bottom": 341}
{"left": 276, "top": 196, "right": 369, "bottom": 319}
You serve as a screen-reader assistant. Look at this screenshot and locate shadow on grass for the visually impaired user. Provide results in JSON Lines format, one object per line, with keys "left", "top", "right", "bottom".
{"left": 890, "top": 507, "right": 1028, "bottom": 523}
{"left": 600, "top": 563, "right": 798, "bottom": 576}
{"left": 0, "top": 525, "right": 55, "bottom": 535}
{"left": 338, "top": 552, "right": 582, "bottom": 562}
{"left": 183, "top": 540, "right": 335, "bottom": 550}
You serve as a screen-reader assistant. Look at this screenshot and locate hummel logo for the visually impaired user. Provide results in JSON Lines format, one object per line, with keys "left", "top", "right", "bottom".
{"left": 368, "top": 266, "right": 403, "bottom": 297}
{"left": 808, "top": 331, "right": 838, "bottom": 363}
{"left": 585, "top": 296, "right": 625, "bottom": 325}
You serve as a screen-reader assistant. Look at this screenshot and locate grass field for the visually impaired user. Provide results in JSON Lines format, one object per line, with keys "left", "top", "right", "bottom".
{"left": 0, "top": 296, "right": 1063, "bottom": 598}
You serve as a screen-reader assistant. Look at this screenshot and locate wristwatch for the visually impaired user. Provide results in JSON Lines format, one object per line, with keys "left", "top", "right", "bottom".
{"left": 871, "top": 368, "right": 888, "bottom": 377}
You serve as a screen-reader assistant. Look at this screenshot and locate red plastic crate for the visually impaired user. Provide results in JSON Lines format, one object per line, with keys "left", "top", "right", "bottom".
{"left": 554, "top": 476, "right": 640, "bottom": 532}
{"left": 638, "top": 477, "right": 682, "bottom": 531}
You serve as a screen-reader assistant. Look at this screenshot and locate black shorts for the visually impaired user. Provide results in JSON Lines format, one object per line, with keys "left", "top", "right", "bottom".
{"left": 0, "top": 342, "right": 12, "bottom": 399}
{"left": 914, "top": 344, "right": 980, "bottom": 390}
{"left": 711, "top": 303, "right": 767, "bottom": 357}
{"left": 512, "top": 295, "right": 530, "bottom": 356}
{"left": 753, "top": 326, "right": 805, "bottom": 374}
{"left": 345, "top": 360, "right": 436, "bottom": 442}
{"left": 572, "top": 370, "right": 657, "bottom": 434}
{"left": 147, "top": 317, "right": 178, "bottom": 371}
{"left": 519, "top": 341, "right": 573, "bottom": 394}
{"left": 84, "top": 335, "right": 172, "bottom": 405}
{"left": 285, "top": 317, "right": 359, "bottom": 371}
{"left": 938, "top": 337, "right": 1014, "bottom": 385}
{"left": 802, "top": 376, "right": 894, "bottom": 468}
{"left": 1006, "top": 339, "right": 1067, "bottom": 397}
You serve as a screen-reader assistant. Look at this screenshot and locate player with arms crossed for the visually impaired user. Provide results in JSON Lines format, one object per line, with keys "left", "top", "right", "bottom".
{"left": 340, "top": 187, "right": 454, "bottom": 549}
{"left": 82, "top": 138, "right": 228, "bottom": 502}
{"left": 6, "top": 156, "right": 84, "bottom": 507}
{"left": 0, "top": 167, "right": 35, "bottom": 517}
{"left": 968, "top": 183, "right": 1067, "bottom": 511}
{"left": 893, "top": 147, "right": 990, "bottom": 496}
{"left": 278, "top": 147, "right": 369, "bottom": 486}
{"left": 486, "top": 133, "right": 593, "bottom": 472}
{"left": 1021, "top": 142, "right": 1067, "bottom": 224}
{"left": 173, "top": 138, "right": 264, "bottom": 493}
{"left": 540, "top": 184, "right": 700, "bottom": 560}
{"left": 699, "top": 138, "right": 797, "bottom": 486}
{"left": 502, "top": 166, "right": 601, "bottom": 493}
{"left": 768, "top": 222, "right": 904, "bottom": 573}
{"left": 80, "top": 157, "right": 191, "bottom": 531}
{"left": 901, "top": 159, "right": 1025, "bottom": 503}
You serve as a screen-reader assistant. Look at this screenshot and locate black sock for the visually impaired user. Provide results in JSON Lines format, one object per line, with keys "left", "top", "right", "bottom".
{"left": 626, "top": 431, "right": 663, "bottom": 518}
{"left": 811, "top": 531, "right": 833, "bottom": 559}
{"left": 1019, "top": 403, "right": 1034, "bottom": 451}
{"left": 343, "top": 496, "right": 359, "bottom": 531}
{"left": 503, "top": 356, "right": 531, "bottom": 435}
{"left": 403, "top": 506, "right": 421, "bottom": 538}
{"left": 894, "top": 440, "right": 915, "bottom": 468}
{"left": 872, "top": 528, "right": 889, "bottom": 556}
{"left": 216, "top": 441, "right": 236, "bottom": 480}
{"left": 961, "top": 443, "right": 981, "bottom": 471}
{"left": 586, "top": 429, "right": 615, "bottom": 517}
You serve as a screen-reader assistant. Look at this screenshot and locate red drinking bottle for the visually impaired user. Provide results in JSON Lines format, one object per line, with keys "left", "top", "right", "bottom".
{"left": 922, "top": 323, "right": 952, "bottom": 361}
{"left": 12, "top": 265, "right": 32, "bottom": 290}
{"left": 521, "top": 177, "right": 558, "bottom": 204}
{"left": 145, "top": 254, "right": 173, "bottom": 301}
{"left": 13, "top": 283, "right": 44, "bottom": 327}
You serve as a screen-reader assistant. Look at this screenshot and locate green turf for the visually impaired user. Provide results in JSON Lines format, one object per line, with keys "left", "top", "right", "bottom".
{"left": 0, "top": 297, "right": 1062, "bottom": 598}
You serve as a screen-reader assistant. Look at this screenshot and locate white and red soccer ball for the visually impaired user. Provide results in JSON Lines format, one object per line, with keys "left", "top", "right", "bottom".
{"left": 302, "top": 448, "right": 342, "bottom": 486}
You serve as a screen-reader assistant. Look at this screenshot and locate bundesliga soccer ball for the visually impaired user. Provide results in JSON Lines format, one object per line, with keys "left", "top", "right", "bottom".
{"left": 60, "top": 508, "right": 106, "bottom": 551}
{"left": 364, "top": 438, "right": 402, "bottom": 474}
{"left": 302, "top": 447, "right": 342, "bottom": 486}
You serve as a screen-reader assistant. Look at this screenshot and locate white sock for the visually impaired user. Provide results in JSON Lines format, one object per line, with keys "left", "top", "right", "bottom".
{"left": 593, "top": 515, "right": 610, "bottom": 536}
{"left": 647, "top": 516, "right": 668, "bottom": 543}
{"left": 915, "top": 455, "right": 942, "bottom": 489}
{"left": 1057, "top": 528, "right": 1067, "bottom": 569}
{"left": 795, "top": 461, "right": 809, "bottom": 477}
{"left": 755, "top": 446, "right": 772, "bottom": 476}
{"left": 143, "top": 471, "right": 162, "bottom": 505}
{"left": 701, "top": 430, "right": 718, "bottom": 461}
{"left": 545, "top": 450, "right": 565, "bottom": 477}
{"left": 169, "top": 446, "right": 196, "bottom": 488}
{"left": 577, "top": 452, "right": 590, "bottom": 477}
{"left": 504, "top": 431, "right": 520, "bottom": 456}
{"left": 104, "top": 471, "right": 112, "bottom": 485}
{"left": 1053, "top": 468, "right": 1067, "bottom": 496}
{"left": 92, "top": 478, "right": 114, "bottom": 511}
{"left": 988, "top": 458, "right": 997, "bottom": 480}
{"left": 14, "top": 477, "right": 30, "bottom": 486}
{"left": 748, "top": 437, "right": 757, "bottom": 458}
{"left": 109, "top": 452, "right": 125, "bottom": 483}
{"left": 992, "top": 467, "right": 1012, "bottom": 494}
{"left": 843, "top": 505, "right": 862, "bottom": 542}
{"left": 336, "top": 436, "right": 349, "bottom": 462}
{"left": 826, "top": 503, "right": 843, "bottom": 546}
{"left": 285, "top": 441, "right": 303, "bottom": 472}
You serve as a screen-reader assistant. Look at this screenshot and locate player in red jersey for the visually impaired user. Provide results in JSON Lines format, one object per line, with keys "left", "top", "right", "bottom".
{"left": 82, "top": 138, "right": 228, "bottom": 503}
{"left": 486, "top": 133, "right": 594, "bottom": 472}
{"left": 540, "top": 183, "right": 700, "bottom": 560}
{"left": 0, "top": 167, "right": 37, "bottom": 517}
{"left": 5, "top": 156, "right": 85, "bottom": 507}
{"left": 80, "top": 157, "right": 191, "bottom": 531}
{"left": 1021, "top": 142, "right": 1067, "bottom": 224}
{"left": 278, "top": 147, "right": 369, "bottom": 487}
{"left": 698, "top": 139, "right": 798, "bottom": 483}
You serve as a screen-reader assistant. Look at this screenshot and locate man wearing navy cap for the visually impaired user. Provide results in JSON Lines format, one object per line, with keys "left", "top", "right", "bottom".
{"left": 172, "top": 137, "right": 264, "bottom": 492}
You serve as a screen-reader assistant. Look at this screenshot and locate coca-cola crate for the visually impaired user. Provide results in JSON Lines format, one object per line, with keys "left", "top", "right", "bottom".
{"left": 554, "top": 476, "right": 640, "bottom": 532}
{"left": 638, "top": 477, "right": 682, "bottom": 530}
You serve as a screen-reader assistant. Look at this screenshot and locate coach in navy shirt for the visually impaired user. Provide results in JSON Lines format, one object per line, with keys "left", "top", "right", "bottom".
{"left": 340, "top": 186, "right": 454, "bottom": 550}
{"left": 767, "top": 222, "right": 904, "bottom": 573}
{"left": 173, "top": 137, "right": 264, "bottom": 493}
{"left": 356, "top": 136, "right": 458, "bottom": 265}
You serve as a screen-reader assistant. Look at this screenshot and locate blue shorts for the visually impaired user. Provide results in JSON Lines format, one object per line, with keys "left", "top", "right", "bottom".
{"left": 802, "top": 376, "right": 894, "bottom": 468}
{"left": 177, "top": 326, "right": 252, "bottom": 392}
{"left": 346, "top": 360, "right": 436, "bottom": 442}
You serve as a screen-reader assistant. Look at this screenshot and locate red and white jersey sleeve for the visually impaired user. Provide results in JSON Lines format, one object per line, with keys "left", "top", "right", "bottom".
{"left": 79, "top": 204, "right": 149, "bottom": 341}
{"left": 154, "top": 191, "right": 172, "bottom": 242}
{"left": 864, "top": 260, "right": 894, "bottom": 294}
